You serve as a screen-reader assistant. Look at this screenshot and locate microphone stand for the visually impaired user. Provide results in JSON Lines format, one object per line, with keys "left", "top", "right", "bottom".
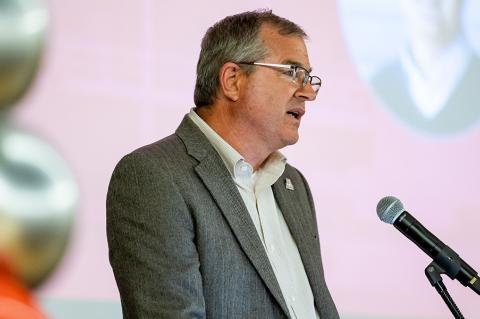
{"left": 425, "top": 261, "right": 464, "bottom": 319}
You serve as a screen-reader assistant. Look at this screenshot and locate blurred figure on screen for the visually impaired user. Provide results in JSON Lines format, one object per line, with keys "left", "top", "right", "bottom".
{"left": 371, "top": 0, "right": 480, "bottom": 135}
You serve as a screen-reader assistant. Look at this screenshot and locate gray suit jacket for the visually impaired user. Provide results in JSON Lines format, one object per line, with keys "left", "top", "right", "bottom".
{"left": 107, "top": 115, "right": 339, "bottom": 319}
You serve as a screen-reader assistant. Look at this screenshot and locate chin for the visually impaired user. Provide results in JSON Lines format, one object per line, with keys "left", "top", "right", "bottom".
{"left": 282, "top": 135, "right": 300, "bottom": 147}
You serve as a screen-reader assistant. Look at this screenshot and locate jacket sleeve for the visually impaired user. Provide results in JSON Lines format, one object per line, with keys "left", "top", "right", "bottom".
{"left": 106, "top": 152, "right": 205, "bottom": 319}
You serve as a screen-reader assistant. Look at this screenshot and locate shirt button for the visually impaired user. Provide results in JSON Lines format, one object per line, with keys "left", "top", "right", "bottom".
{"left": 291, "top": 296, "right": 296, "bottom": 302}
{"left": 269, "top": 244, "right": 275, "bottom": 253}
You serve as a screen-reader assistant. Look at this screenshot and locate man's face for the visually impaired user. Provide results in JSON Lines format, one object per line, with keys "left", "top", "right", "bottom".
{"left": 235, "top": 24, "right": 316, "bottom": 153}
{"left": 401, "top": 0, "right": 462, "bottom": 44}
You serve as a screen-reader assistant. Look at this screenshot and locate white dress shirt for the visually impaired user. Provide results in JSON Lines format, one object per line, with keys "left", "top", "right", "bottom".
{"left": 402, "top": 35, "right": 471, "bottom": 119}
{"left": 188, "top": 109, "right": 319, "bottom": 319}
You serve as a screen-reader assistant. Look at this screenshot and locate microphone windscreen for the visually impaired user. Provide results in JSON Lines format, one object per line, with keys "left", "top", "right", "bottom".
{"left": 377, "top": 196, "right": 405, "bottom": 224}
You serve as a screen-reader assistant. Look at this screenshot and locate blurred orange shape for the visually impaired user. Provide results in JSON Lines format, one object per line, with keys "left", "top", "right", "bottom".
{"left": 0, "top": 260, "right": 46, "bottom": 319}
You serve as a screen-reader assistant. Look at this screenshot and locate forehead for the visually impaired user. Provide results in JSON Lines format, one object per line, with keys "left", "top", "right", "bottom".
{"left": 259, "top": 24, "right": 310, "bottom": 69}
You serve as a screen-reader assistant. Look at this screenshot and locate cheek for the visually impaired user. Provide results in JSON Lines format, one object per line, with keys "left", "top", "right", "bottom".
{"left": 241, "top": 78, "right": 296, "bottom": 118}
{"left": 242, "top": 85, "right": 274, "bottom": 111}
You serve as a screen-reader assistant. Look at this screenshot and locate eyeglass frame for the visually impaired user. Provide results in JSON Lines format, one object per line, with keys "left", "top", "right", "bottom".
{"left": 235, "top": 62, "right": 322, "bottom": 94}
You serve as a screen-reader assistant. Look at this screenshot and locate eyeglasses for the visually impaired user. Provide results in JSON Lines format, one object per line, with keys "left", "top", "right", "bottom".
{"left": 236, "top": 62, "right": 322, "bottom": 94}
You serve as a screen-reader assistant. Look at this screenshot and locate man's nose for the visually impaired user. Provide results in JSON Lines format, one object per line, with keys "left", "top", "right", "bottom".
{"left": 294, "top": 84, "right": 317, "bottom": 101}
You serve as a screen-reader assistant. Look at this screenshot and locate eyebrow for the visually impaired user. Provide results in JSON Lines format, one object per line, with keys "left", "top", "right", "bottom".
{"left": 282, "top": 59, "right": 312, "bottom": 73}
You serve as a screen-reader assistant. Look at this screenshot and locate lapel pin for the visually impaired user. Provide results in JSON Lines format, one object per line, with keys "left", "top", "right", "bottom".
{"left": 285, "top": 178, "right": 294, "bottom": 191}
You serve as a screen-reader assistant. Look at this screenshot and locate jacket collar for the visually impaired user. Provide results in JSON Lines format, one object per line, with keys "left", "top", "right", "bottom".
{"left": 272, "top": 174, "right": 324, "bottom": 313}
{"left": 175, "top": 114, "right": 291, "bottom": 316}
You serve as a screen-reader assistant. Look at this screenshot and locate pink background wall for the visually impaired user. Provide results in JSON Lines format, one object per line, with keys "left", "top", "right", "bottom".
{"left": 12, "top": 0, "right": 480, "bottom": 318}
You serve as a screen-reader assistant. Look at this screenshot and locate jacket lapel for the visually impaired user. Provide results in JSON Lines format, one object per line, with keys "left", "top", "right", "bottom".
{"left": 272, "top": 173, "right": 324, "bottom": 310}
{"left": 176, "top": 115, "right": 290, "bottom": 317}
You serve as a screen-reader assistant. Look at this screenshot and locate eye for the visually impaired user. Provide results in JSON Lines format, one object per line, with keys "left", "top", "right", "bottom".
{"left": 294, "top": 68, "right": 307, "bottom": 84}
{"left": 282, "top": 69, "right": 295, "bottom": 77}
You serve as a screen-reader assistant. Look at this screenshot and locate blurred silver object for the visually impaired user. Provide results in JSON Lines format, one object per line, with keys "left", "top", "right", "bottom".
{"left": 0, "top": 123, "right": 78, "bottom": 288}
{"left": 0, "top": 0, "right": 78, "bottom": 288}
{"left": 0, "top": 0, "right": 48, "bottom": 109}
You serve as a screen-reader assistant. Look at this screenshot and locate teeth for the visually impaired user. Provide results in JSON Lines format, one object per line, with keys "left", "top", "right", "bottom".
{"left": 287, "top": 111, "right": 298, "bottom": 118}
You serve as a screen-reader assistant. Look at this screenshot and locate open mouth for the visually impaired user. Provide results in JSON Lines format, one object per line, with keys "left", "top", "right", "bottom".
{"left": 287, "top": 111, "right": 300, "bottom": 119}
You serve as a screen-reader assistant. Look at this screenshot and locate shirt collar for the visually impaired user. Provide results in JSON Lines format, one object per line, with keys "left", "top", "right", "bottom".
{"left": 187, "top": 108, "right": 287, "bottom": 185}
{"left": 401, "top": 35, "right": 472, "bottom": 118}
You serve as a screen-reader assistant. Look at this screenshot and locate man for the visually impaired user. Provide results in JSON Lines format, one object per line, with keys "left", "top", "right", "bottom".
{"left": 371, "top": 0, "right": 480, "bottom": 135}
{"left": 107, "top": 10, "right": 339, "bottom": 319}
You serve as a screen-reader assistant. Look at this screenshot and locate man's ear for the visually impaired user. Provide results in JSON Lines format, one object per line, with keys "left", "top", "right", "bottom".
{"left": 218, "top": 62, "right": 244, "bottom": 102}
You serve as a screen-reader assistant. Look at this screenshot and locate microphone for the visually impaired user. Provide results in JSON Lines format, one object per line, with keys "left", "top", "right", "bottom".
{"left": 376, "top": 196, "right": 480, "bottom": 295}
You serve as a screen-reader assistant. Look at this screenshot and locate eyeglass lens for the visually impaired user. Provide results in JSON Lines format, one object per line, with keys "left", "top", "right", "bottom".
{"left": 293, "top": 68, "right": 320, "bottom": 93}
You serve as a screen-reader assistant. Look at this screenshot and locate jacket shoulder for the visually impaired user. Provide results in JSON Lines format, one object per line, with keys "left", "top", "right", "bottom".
{"left": 116, "top": 133, "right": 192, "bottom": 171}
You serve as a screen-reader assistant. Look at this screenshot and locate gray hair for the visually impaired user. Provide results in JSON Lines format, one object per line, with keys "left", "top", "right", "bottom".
{"left": 193, "top": 9, "right": 307, "bottom": 107}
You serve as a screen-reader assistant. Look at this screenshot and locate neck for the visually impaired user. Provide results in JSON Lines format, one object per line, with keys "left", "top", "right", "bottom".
{"left": 407, "top": 31, "right": 459, "bottom": 72}
{"left": 196, "top": 105, "right": 272, "bottom": 170}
